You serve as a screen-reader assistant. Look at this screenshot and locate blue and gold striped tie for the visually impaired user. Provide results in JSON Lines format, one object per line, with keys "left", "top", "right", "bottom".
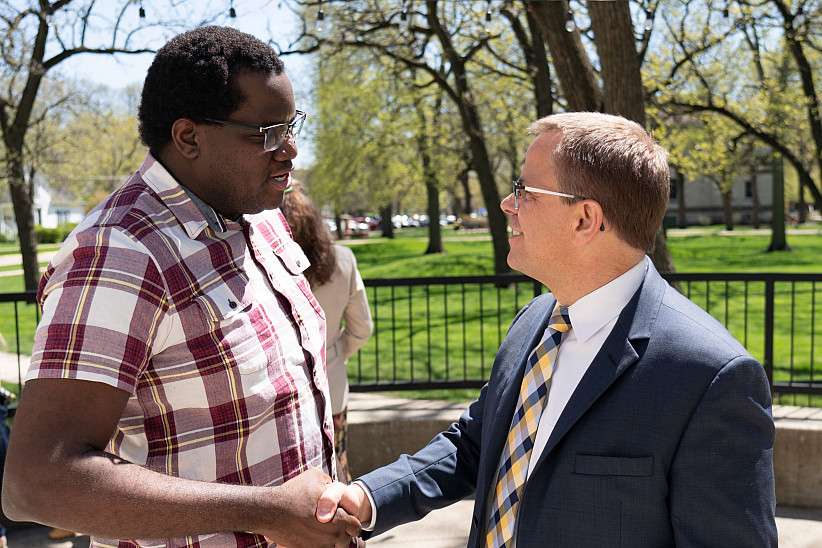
{"left": 485, "top": 303, "right": 571, "bottom": 548}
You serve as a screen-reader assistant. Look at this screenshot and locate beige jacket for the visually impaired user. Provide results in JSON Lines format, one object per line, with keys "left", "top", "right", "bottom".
{"left": 311, "top": 244, "right": 373, "bottom": 414}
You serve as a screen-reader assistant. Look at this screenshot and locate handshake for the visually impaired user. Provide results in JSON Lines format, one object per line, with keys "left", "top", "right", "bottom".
{"left": 272, "top": 469, "right": 371, "bottom": 548}
{"left": 315, "top": 480, "right": 372, "bottom": 527}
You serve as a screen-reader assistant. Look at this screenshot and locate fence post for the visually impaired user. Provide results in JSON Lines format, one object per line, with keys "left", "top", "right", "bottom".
{"left": 764, "top": 279, "right": 775, "bottom": 386}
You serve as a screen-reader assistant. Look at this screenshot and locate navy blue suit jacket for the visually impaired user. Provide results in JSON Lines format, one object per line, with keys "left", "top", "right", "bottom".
{"left": 359, "top": 262, "right": 777, "bottom": 546}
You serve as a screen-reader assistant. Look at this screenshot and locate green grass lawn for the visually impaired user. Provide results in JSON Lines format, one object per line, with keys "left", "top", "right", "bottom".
{"left": 1, "top": 228, "right": 820, "bottom": 405}
{"left": 340, "top": 226, "right": 822, "bottom": 404}
{"left": 348, "top": 226, "right": 822, "bottom": 277}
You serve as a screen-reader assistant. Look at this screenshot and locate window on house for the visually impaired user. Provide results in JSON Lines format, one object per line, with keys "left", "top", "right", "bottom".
{"left": 670, "top": 180, "right": 678, "bottom": 200}
{"left": 745, "top": 181, "right": 753, "bottom": 199}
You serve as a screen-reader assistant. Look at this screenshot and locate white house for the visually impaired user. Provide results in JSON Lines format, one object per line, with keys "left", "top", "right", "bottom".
{"left": 0, "top": 183, "right": 87, "bottom": 239}
{"left": 667, "top": 166, "right": 774, "bottom": 227}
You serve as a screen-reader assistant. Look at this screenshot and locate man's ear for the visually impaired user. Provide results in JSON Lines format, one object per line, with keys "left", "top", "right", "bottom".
{"left": 170, "top": 118, "right": 200, "bottom": 160}
{"left": 573, "top": 200, "right": 604, "bottom": 246}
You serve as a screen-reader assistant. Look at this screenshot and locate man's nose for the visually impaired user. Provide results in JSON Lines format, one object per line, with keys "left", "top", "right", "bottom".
{"left": 272, "top": 135, "right": 298, "bottom": 161}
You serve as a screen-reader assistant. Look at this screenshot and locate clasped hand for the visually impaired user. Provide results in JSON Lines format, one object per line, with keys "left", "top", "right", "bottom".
{"left": 265, "top": 468, "right": 362, "bottom": 548}
{"left": 316, "top": 480, "right": 371, "bottom": 534}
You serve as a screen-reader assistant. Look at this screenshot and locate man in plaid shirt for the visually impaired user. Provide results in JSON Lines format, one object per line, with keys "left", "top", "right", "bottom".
{"left": 3, "top": 26, "right": 360, "bottom": 548}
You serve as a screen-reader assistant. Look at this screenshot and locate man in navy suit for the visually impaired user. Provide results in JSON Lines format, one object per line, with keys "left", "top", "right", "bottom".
{"left": 319, "top": 112, "right": 777, "bottom": 546}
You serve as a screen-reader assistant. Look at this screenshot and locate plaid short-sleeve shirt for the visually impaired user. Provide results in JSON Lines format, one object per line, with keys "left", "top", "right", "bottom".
{"left": 28, "top": 154, "right": 333, "bottom": 548}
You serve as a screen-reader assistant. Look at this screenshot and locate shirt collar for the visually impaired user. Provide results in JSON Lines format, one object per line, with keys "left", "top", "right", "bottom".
{"left": 139, "top": 152, "right": 237, "bottom": 236}
{"left": 178, "top": 183, "right": 229, "bottom": 233}
{"left": 567, "top": 256, "right": 648, "bottom": 344}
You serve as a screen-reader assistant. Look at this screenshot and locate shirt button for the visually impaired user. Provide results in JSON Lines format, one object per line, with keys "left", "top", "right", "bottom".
{"left": 296, "top": 260, "right": 301, "bottom": 267}
{"left": 228, "top": 300, "right": 237, "bottom": 309}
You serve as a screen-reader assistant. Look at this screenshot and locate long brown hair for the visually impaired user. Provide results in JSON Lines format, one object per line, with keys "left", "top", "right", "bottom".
{"left": 280, "top": 186, "right": 337, "bottom": 286}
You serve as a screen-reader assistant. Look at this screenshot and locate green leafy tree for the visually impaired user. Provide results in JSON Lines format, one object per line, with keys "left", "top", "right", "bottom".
{"left": 307, "top": 50, "right": 421, "bottom": 236}
{"left": 43, "top": 83, "right": 144, "bottom": 209}
{"left": 289, "top": 0, "right": 551, "bottom": 274}
{"left": 656, "top": 113, "right": 759, "bottom": 230}
{"left": 649, "top": 0, "right": 822, "bottom": 213}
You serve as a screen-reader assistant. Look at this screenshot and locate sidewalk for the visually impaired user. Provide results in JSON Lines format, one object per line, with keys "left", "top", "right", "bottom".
{"left": 5, "top": 499, "right": 822, "bottom": 547}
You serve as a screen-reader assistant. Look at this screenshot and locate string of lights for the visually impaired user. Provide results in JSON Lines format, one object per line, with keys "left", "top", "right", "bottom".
{"left": 296, "top": 1, "right": 635, "bottom": 36}
{"left": 125, "top": 0, "right": 782, "bottom": 32}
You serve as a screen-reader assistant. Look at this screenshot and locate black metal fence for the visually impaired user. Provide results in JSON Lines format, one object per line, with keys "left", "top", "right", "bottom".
{"left": 350, "top": 272, "right": 822, "bottom": 406}
{"left": 1, "top": 272, "right": 820, "bottom": 406}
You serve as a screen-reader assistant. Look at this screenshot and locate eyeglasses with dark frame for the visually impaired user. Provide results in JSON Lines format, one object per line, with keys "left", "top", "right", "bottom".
{"left": 202, "top": 110, "right": 306, "bottom": 152}
{"left": 512, "top": 179, "right": 585, "bottom": 209}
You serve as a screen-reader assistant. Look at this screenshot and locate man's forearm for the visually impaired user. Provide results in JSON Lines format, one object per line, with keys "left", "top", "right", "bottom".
{"left": 4, "top": 452, "right": 356, "bottom": 547}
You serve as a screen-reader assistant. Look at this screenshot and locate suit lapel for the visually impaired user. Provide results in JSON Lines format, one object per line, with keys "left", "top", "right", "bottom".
{"left": 530, "top": 264, "right": 668, "bottom": 470}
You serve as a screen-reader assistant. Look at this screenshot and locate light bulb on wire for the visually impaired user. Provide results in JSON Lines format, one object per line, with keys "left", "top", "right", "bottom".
{"left": 316, "top": 3, "right": 325, "bottom": 33}
{"left": 138, "top": 0, "right": 146, "bottom": 18}
{"left": 399, "top": 9, "right": 410, "bottom": 34}
{"left": 644, "top": 8, "right": 653, "bottom": 31}
{"left": 564, "top": 9, "right": 575, "bottom": 33}
{"left": 229, "top": 0, "right": 236, "bottom": 18}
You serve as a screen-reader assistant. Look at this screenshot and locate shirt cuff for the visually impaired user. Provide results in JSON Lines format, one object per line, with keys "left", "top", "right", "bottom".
{"left": 353, "top": 480, "right": 377, "bottom": 531}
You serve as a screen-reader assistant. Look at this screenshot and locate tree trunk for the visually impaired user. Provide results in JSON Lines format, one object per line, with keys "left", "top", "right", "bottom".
{"left": 426, "top": 1, "right": 509, "bottom": 273}
{"left": 650, "top": 229, "right": 677, "bottom": 274}
{"left": 416, "top": 104, "right": 444, "bottom": 255}
{"left": 676, "top": 170, "right": 687, "bottom": 229}
{"left": 588, "top": 0, "right": 646, "bottom": 126}
{"left": 797, "top": 182, "right": 807, "bottom": 224}
{"left": 530, "top": 0, "right": 678, "bottom": 279}
{"left": 526, "top": 10, "right": 553, "bottom": 118}
{"left": 380, "top": 204, "right": 394, "bottom": 239}
{"left": 527, "top": 0, "right": 602, "bottom": 112}
{"left": 589, "top": 0, "right": 679, "bottom": 280}
{"left": 767, "top": 154, "right": 791, "bottom": 252}
{"left": 721, "top": 189, "right": 734, "bottom": 231}
{"left": 1, "top": 18, "right": 49, "bottom": 292}
{"left": 425, "top": 182, "right": 443, "bottom": 254}
{"left": 458, "top": 168, "right": 472, "bottom": 216}
{"left": 464, "top": 116, "right": 509, "bottom": 273}
{"left": 750, "top": 164, "right": 761, "bottom": 229}
{"left": 6, "top": 155, "right": 39, "bottom": 291}
{"left": 502, "top": 4, "right": 554, "bottom": 118}
{"left": 414, "top": 96, "right": 444, "bottom": 254}
{"left": 334, "top": 208, "right": 344, "bottom": 241}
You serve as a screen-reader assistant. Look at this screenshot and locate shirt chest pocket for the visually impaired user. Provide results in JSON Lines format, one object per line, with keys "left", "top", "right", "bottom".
{"left": 573, "top": 455, "right": 654, "bottom": 477}
{"left": 190, "top": 283, "right": 269, "bottom": 375}
{"left": 270, "top": 238, "right": 309, "bottom": 276}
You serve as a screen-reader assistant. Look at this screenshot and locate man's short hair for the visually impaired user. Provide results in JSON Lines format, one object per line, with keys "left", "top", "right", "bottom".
{"left": 528, "top": 112, "right": 670, "bottom": 253}
{"left": 138, "top": 26, "right": 285, "bottom": 152}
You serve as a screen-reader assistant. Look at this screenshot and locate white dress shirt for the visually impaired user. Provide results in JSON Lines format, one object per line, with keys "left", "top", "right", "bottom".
{"left": 527, "top": 256, "right": 647, "bottom": 479}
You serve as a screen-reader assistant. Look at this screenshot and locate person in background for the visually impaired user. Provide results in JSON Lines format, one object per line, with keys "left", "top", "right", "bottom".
{"left": 281, "top": 186, "right": 373, "bottom": 481}
{"left": 2, "top": 26, "right": 359, "bottom": 548}
{"left": 0, "top": 386, "right": 12, "bottom": 548}
{"left": 318, "top": 112, "right": 777, "bottom": 547}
